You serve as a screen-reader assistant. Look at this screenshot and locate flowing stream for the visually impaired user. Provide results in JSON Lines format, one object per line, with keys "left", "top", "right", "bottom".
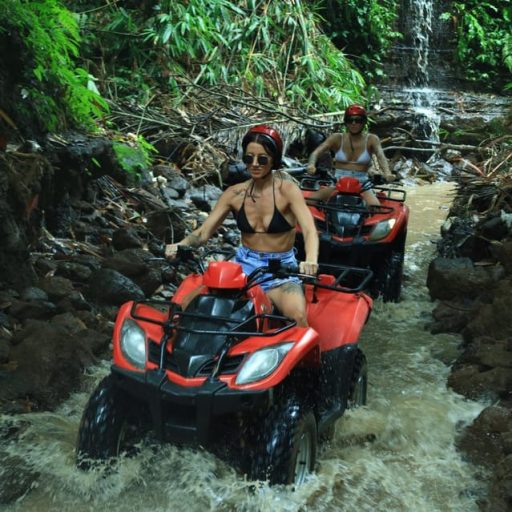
{"left": 1, "top": 182, "right": 489, "bottom": 512}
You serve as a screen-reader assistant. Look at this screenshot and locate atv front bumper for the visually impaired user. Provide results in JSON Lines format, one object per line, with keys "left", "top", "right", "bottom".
{"left": 111, "top": 366, "right": 271, "bottom": 444}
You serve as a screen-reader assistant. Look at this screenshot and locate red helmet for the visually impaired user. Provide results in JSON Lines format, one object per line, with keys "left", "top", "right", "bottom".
{"left": 242, "top": 125, "right": 283, "bottom": 169}
{"left": 344, "top": 104, "right": 367, "bottom": 123}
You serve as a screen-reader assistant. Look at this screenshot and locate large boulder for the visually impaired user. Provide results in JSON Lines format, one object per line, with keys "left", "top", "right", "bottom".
{"left": 427, "top": 257, "right": 503, "bottom": 301}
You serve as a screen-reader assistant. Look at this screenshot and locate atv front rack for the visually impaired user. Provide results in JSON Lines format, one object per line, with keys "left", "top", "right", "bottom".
{"left": 374, "top": 185, "right": 407, "bottom": 202}
{"left": 130, "top": 300, "right": 296, "bottom": 337}
{"left": 306, "top": 197, "right": 394, "bottom": 216}
{"left": 312, "top": 264, "right": 373, "bottom": 293}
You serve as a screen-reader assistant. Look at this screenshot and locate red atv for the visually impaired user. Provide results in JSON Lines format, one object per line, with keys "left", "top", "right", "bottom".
{"left": 76, "top": 247, "right": 373, "bottom": 485}
{"left": 295, "top": 170, "right": 409, "bottom": 302}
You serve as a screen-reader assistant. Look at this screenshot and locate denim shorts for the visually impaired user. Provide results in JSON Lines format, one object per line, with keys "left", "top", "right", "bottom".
{"left": 334, "top": 169, "right": 371, "bottom": 186}
{"left": 235, "top": 246, "right": 301, "bottom": 291}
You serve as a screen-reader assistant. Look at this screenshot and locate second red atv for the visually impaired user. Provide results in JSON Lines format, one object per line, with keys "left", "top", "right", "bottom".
{"left": 295, "top": 170, "right": 409, "bottom": 302}
{"left": 76, "top": 247, "right": 373, "bottom": 486}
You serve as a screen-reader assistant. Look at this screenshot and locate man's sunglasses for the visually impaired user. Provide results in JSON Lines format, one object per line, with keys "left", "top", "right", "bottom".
{"left": 346, "top": 117, "right": 365, "bottom": 124}
{"left": 242, "top": 154, "right": 270, "bottom": 165}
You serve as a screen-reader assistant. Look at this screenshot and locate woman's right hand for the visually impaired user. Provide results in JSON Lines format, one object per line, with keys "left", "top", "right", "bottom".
{"left": 306, "top": 163, "right": 316, "bottom": 175}
{"left": 165, "top": 243, "right": 180, "bottom": 260}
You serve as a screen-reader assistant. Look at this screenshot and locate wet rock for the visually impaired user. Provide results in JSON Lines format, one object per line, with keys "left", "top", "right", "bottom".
{"left": 102, "top": 248, "right": 163, "bottom": 296}
{"left": 0, "top": 334, "right": 10, "bottom": 363}
{"left": 488, "top": 454, "right": 512, "bottom": 512}
{"left": 0, "top": 453, "right": 39, "bottom": 505}
{"left": 427, "top": 257, "right": 498, "bottom": 300}
{"left": 164, "top": 197, "right": 190, "bottom": 209}
{"left": 457, "top": 406, "right": 512, "bottom": 468}
{"left": 78, "top": 327, "right": 111, "bottom": 357}
{"left": 8, "top": 299, "right": 58, "bottom": 321}
{"left": 188, "top": 184, "right": 223, "bottom": 212}
{"left": 165, "top": 173, "right": 189, "bottom": 197}
{"left": 37, "top": 275, "right": 75, "bottom": 302}
{"left": 430, "top": 299, "right": 474, "bottom": 334}
{"left": 102, "top": 248, "right": 148, "bottom": 276}
{"left": 20, "top": 286, "right": 48, "bottom": 302}
{"left": 50, "top": 312, "right": 88, "bottom": 333}
{"left": 57, "top": 290, "right": 92, "bottom": 312}
{"left": 87, "top": 268, "right": 145, "bottom": 305}
{"left": 55, "top": 261, "right": 93, "bottom": 282}
{"left": 0, "top": 319, "right": 97, "bottom": 409}
{"left": 161, "top": 186, "right": 180, "bottom": 203}
{"left": 459, "top": 337, "right": 512, "bottom": 369}
{"left": 463, "top": 279, "right": 512, "bottom": 341}
{"left": 448, "top": 364, "right": 512, "bottom": 401}
{"left": 479, "top": 214, "right": 509, "bottom": 241}
{"left": 145, "top": 210, "right": 187, "bottom": 242}
{"left": 112, "top": 227, "right": 144, "bottom": 250}
{"left": 0, "top": 312, "right": 10, "bottom": 329}
{"left": 33, "top": 257, "right": 57, "bottom": 275}
{"left": 491, "top": 239, "right": 512, "bottom": 274}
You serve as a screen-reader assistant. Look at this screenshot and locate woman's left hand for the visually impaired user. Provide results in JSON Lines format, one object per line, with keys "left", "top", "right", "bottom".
{"left": 299, "top": 261, "right": 318, "bottom": 275}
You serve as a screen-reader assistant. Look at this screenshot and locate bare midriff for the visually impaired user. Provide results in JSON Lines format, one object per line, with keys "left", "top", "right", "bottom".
{"left": 241, "top": 230, "right": 296, "bottom": 253}
{"left": 334, "top": 161, "right": 368, "bottom": 172}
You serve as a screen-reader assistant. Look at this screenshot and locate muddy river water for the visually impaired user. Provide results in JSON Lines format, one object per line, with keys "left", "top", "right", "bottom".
{"left": 1, "top": 182, "right": 490, "bottom": 512}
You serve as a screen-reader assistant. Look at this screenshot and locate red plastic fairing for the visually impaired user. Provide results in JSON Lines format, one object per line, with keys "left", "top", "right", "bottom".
{"left": 304, "top": 286, "right": 372, "bottom": 351}
{"left": 171, "top": 274, "right": 204, "bottom": 305}
{"left": 202, "top": 261, "right": 247, "bottom": 289}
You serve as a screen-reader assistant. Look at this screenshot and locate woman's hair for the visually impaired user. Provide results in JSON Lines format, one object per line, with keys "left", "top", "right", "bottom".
{"left": 242, "top": 125, "right": 283, "bottom": 169}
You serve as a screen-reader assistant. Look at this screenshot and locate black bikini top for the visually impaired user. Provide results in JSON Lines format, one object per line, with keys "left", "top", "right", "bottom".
{"left": 236, "top": 180, "right": 295, "bottom": 234}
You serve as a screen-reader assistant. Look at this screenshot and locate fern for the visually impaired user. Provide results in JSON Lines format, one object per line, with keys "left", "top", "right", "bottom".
{"left": 0, "top": 0, "right": 108, "bottom": 131}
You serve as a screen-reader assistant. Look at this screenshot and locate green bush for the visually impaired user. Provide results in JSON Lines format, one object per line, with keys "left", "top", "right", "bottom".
{"left": 315, "top": 0, "right": 402, "bottom": 80}
{"left": 0, "top": 0, "right": 107, "bottom": 131}
{"left": 75, "top": 0, "right": 367, "bottom": 112}
{"left": 441, "top": 1, "right": 512, "bottom": 90}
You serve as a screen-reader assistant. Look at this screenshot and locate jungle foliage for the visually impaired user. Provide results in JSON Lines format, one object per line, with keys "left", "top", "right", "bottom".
{"left": 315, "top": 0, "right": 402, "bottom": 79}
{"left": 0, "top": 0, "right": 107, "bottom": 131}
{"left": 74, "top": 0, "right": 369, "bottom": 113}
{"left": 441, "top": 1, "right": 512, "bottom": 88}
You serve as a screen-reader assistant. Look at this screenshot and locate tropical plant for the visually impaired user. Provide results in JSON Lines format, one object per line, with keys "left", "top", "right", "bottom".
{"left": 74, "top": 0, "right": 367, "bottom": 113}
{"left": 441, "top": 1, "right": 512, "bottom": 90}
{"left": 314, "top": 0, "right": 402, "bottom": 79}
{"left": 0, "top": 0, "right": 108, "bottom": 131}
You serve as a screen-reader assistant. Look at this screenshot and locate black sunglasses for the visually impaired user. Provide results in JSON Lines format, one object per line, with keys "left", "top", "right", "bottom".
{"left": 242, "top": 154, "right": 270, "bottom": 166}
{"left": 346, "top": 116, "right": 365, "bottom": 124}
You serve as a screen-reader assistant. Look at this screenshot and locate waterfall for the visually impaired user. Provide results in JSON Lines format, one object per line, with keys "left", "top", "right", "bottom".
{"left": 402, "top": 0, "right": 441, "bottom": 142}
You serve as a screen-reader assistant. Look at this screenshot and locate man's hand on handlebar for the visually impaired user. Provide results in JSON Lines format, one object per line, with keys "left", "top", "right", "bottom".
{"left": 306, "top": 164, "right": 316, "bottom": 175}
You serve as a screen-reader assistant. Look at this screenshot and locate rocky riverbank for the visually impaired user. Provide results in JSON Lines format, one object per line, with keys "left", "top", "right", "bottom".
{"left": 425, "top": 168, "right": 512, "bottom": 511}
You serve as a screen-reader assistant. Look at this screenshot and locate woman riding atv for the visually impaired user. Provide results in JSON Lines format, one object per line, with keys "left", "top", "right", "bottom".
{"left": 165, "top": 125, "right": 319, "bottom": 327}
{"left": 306, "top": 104, "right": 394, "bottom": 206}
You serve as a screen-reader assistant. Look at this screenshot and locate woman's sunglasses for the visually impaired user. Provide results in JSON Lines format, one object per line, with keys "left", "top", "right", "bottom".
{"left": 242, "top": 154, "right": 270, "bottom": 165}
{"left": 346, "top": 117, "right": 365, "bottom": 124}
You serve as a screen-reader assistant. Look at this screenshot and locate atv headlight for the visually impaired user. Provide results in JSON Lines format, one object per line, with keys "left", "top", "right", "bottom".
{"left": 369, "top": 218, "right": 396, "bottom": 241}
{"left": 120, "top": 319, "right": 146, "bottom": 369}
{"left": 235, "top": 343, "right": 294, "bottom": 385}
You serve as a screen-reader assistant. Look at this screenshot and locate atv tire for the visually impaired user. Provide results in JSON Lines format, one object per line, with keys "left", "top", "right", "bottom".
{"left": 347, "top": 350, "right": 367, "bottom": 408}
{"left": 76, "top": 374, "right": 148, "bottom": 469}
{"left": 373, "top": 247, "right": 404, "bottom": 302}
{"left": 248, "top": 397, "right": 317, "bottom": 486}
